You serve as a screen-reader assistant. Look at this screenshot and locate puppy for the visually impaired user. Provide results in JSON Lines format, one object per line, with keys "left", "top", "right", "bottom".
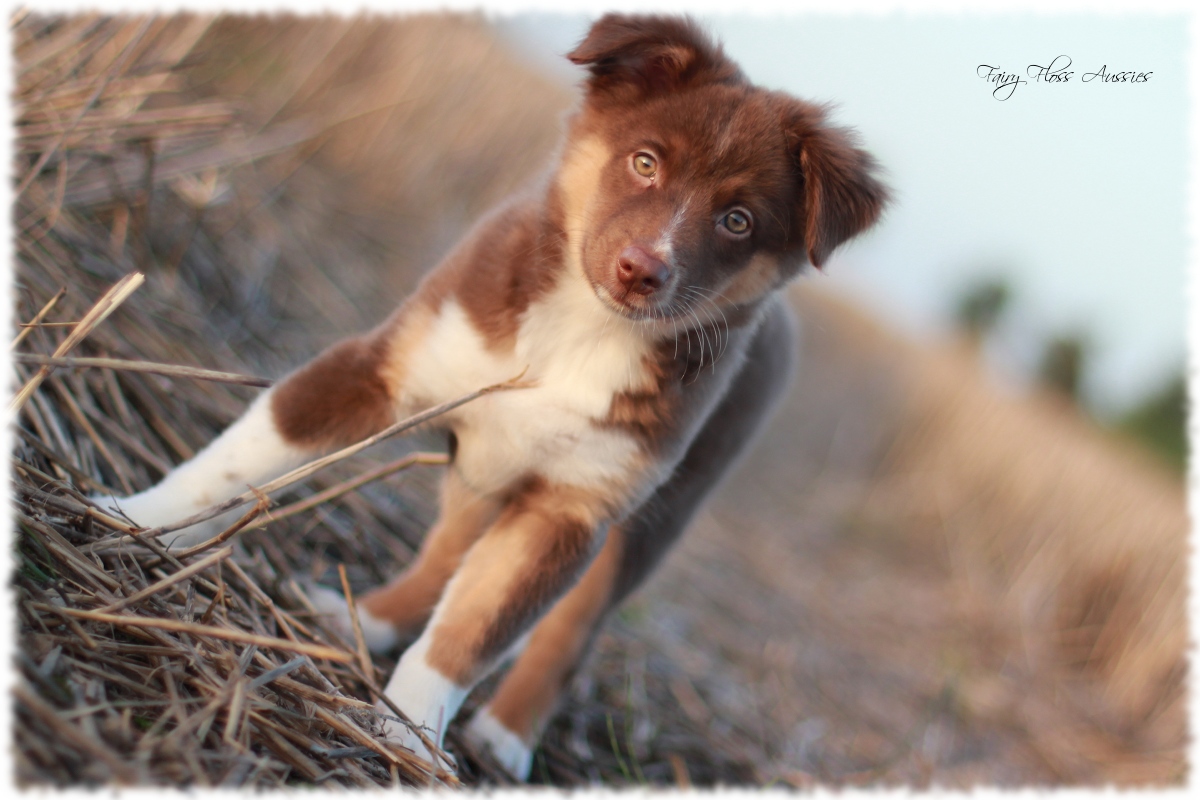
{"left": 95, "top": 14, "right": 886, "bottom": 780}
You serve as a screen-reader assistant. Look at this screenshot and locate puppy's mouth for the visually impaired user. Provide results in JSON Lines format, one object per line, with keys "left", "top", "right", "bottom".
{"left": 594, "top": 283, "right": 671, "bottom": 321}
{"left": 590, "top": 279, "right": 735, "bottom": 341}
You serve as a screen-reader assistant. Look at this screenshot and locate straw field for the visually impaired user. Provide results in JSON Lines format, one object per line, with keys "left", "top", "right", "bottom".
{"left": 11, "top": 13, "right": 1187, "bottom": 788}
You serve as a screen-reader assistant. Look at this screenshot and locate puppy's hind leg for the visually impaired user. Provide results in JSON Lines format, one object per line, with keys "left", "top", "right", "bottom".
{"left": 94, "top": 334, "right": 398, "bottom": 551}
{"left": 360, "top": 469, "right": 502, "bottom": 637}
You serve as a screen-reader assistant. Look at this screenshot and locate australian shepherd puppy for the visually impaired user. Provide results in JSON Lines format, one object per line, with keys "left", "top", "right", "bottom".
{"left": 95, "top": 14, "right": 886, "bottom": 780}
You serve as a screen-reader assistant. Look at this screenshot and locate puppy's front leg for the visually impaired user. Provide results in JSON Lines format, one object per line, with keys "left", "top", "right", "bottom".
{"left": 92, "top": 389, "right": 308, "bottom": 549}
{"left": 94, "top": 333, "right": 398, "bottom": 550}
{"left": 466, "top": 524, "right": 624, "bottom": 778}
{"left": 377, "top": 479, "right": 606, "bottom": 765}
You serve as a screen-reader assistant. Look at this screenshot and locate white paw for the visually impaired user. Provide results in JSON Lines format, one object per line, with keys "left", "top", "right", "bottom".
{"left": 89, "top": 492, "right": 139, "bottom": 523}
{"left": 86, "top": 391, "right": 309, "bottom": 552}
{"left": 376, "top": 704, "right": 456, "bottom": 772}
{"left": 303, "top": 582, "right": 399, "bottom": 654}
{"left": 465, "top": 707, "right": 533, "bottom": 780}
{"left": 378, "top": 636, "right": 469, "bottom": 771}
{"left": 89, "top": 491, "right": 224, "bottom": 550}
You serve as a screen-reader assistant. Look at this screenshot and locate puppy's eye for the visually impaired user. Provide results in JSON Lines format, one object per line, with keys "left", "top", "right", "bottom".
{"left": 632, "top": 152, "right": 657, "bottom": 178}
{"left": 721, "top": 209, "right": 752, "bottom": 235}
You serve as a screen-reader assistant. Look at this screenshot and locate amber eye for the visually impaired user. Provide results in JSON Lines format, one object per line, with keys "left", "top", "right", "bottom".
{"left": 632, "top": 152, "right": 657, "bottom": 178}
{"left": 722, "top": 209, "right": 752, "bottom": 235}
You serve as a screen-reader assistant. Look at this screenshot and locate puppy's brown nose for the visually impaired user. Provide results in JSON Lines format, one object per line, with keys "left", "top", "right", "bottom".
{"left": 617, "top": 246, "right": 669, "bottom": 295}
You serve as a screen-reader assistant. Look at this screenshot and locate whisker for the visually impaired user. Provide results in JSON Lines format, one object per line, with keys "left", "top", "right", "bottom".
{"left": 678, "top": 289, "right": 714, "bottom": 370}
{"left": 679, "top": 297, "right": 707, "bottom": 384}
{"left": 671, "top": 308, "right": 680, "bottom": 361}
{"left": 679, "top": 285, "right": 733, "bottom": 368}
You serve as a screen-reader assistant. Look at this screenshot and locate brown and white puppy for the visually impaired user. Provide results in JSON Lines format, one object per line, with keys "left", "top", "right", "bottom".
{"left": 95, "top": 15, "right": 886, "bottom": 780}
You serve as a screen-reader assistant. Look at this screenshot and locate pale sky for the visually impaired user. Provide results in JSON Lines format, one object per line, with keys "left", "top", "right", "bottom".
{"left": 497, "top": 13, "right": 1188, "bottom": 416}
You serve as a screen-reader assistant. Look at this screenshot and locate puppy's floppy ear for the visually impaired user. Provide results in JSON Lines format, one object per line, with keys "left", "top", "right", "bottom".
{"left": 568, "top": 14, "right": 742, "bottom": 98}
{"left": 786, "top": 103, "right": 889, "bottom": 269}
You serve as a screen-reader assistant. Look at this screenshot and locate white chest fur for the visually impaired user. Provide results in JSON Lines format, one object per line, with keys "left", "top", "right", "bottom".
{"left": 403, "top": 275, "right": 655, "bottom": 497}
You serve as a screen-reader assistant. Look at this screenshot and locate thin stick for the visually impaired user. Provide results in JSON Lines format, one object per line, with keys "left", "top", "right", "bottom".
{"left": 11, "top": 353, "right": 273, "bottom": 388}
{"left": 20, "top": 147, "right": 70, "bottom": 244}
{"left": 337, "top": 564, "right": 374, "bottom": 681}
{"left": 262, "top": 674, "right": 374, "bottom": 710}
{"left": 10, "top": 272, "right": 145, "bottom": 413}
{"left": 35, "top": 605, "right": 354, "bottom": 663}
{"left": 246, "top": 656, "right": 307, "bottom": 692}
{"left": 22, "top": 518, "right": 122, "bottom": 595}
{"left": 250, "top": 451, "right": 449, "bottom": 527}
{"left": 168, "top": 499, "right": 268, "bottom": 560}
{"left": 10, "top": 286, "right": 66, "bottom": 350}
{"left": 97, "top": 546, "right": 234, "bottom": 613}
{"left": 221, "top": 560, "right": 306, "bottom": 654}
{"left": 669, "top": 753, "right": 692, "bottom": 788}
{"left": 310, "top": 705, "right": 409, "bottom": 771}
{"left": 15, "top": 481, "right": 139, "bottom": 534}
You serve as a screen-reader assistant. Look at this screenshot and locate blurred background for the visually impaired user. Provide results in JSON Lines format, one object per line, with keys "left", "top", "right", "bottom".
{"left": 12, "top": 10, "right": 1187, "bottom": 788}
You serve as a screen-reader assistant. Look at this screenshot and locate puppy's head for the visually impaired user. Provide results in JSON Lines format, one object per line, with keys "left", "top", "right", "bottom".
{"left": 557, "top": 14, "right": 888, "bottom": 323}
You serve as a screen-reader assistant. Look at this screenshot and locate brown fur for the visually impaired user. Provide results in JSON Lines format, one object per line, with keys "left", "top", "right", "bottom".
{"left": 271, "top": 334, "right": 394, "bottom": 450}
{"left": 561, "top": 29, "right": 887, "bottom": 320}
{"left": 487, "top": 525, "right": 625, "bottom": 742}
{"left": 495, "top": 298, "right": 797, "bottom": 748}
{"left": 603, "top": 349, "right": 685, "bottom": 447}
{"left": 722, "top": 253, "right": 783, "bottom": 307}
{"left": 567, "top": 15, "right": 744, "bottom": 102}
{"left": 413, "top": 200, "right": 563, "bottom": 350}
{"left": 359, "top": 470, "right": 502, "bottom": 634}
{"left": 785, "top": 104, "right": 888, "bottom": 268}
{"left": 424, "top": 479, "right": 604, "bottom": 685}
